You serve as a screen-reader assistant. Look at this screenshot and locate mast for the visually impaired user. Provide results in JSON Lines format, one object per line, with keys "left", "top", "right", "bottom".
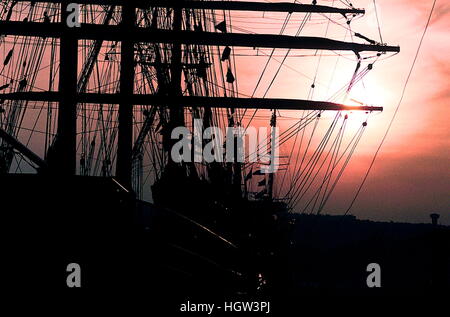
{"left": 0, "top": 93, "right": 384, "bottom": 112}
{"left": 145, "top": 1, "right": 366, "bottom": 15}
{"left": 267, "top": 112, "right": 276, "bottom": 200}
{"left": 167, "top": 6, "right": 185, "bottom": 167}
{"left": 54, "top": 2, "right": 78, "bottom": 175}
{"left": 0, "top": 22, "right": 400, "bottom": 53}
{"left": 116, "top": 3, "right": 135, "bottom": 187}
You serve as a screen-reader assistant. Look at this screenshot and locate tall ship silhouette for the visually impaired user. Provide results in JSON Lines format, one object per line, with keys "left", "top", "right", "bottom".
{"left": 3, "top": 0, "right": 423, "bottom": 302}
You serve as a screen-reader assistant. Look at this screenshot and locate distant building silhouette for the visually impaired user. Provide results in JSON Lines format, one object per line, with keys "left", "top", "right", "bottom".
{"left": 430, "top": 213, "right": 440, "bottom": 226}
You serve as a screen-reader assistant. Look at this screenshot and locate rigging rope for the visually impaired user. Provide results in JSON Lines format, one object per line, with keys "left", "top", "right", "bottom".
{"left": 344, "top": 0, "right": 437, "bottom": 216}
{"left": 372, "top": 0, "right": 383, "bottom": 44}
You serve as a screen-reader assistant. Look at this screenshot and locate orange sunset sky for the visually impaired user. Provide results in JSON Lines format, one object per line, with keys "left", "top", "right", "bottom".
{"left": 231, "top": 0, "right": 449, "bottom": 224}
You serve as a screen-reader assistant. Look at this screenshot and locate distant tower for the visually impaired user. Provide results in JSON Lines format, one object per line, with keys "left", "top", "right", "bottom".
{"left": 430, "top": 213, "right": 440, "bottom": 226}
